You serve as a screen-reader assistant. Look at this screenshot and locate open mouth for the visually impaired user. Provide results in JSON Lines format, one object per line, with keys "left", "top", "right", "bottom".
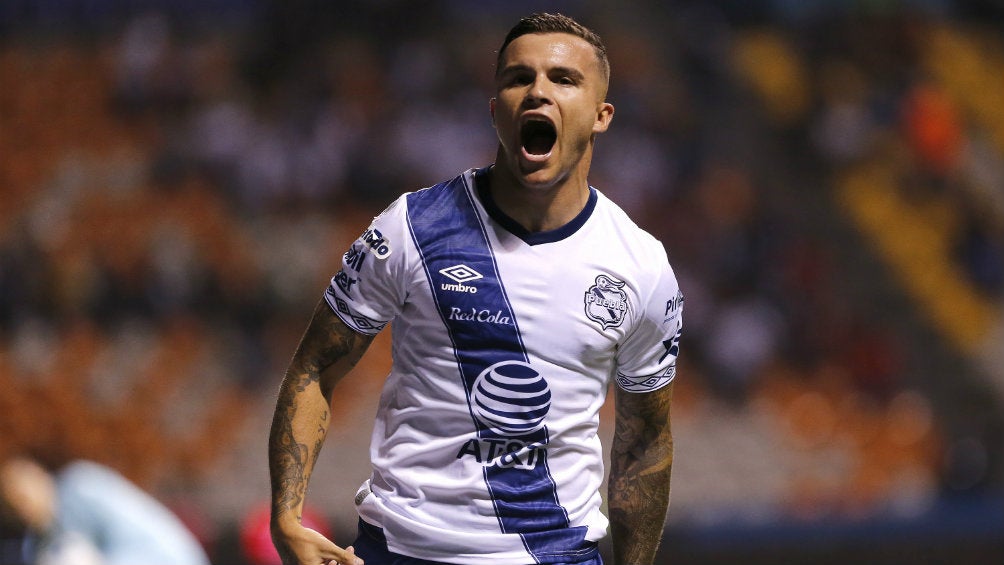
{"left": 520, "top": 119, "right": 557, "bottom": 156}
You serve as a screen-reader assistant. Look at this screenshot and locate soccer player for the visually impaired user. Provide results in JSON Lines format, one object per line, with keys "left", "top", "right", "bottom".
{"left": 268, "top": 12, "right": 683, "bottom": 565}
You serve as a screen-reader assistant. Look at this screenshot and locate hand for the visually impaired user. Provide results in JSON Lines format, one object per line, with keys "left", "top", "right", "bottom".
{"left": 272, "top": 523, "right": 364, "bottom": 565}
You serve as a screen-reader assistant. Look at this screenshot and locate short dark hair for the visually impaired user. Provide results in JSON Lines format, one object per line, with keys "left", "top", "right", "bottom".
{"left": 496, "top": 13, "right": 610, "bottom": 84}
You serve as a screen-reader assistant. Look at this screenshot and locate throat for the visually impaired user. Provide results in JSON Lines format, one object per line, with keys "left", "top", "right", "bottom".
{"left": 478, "top": 167, "right": 590, "bottom": 233}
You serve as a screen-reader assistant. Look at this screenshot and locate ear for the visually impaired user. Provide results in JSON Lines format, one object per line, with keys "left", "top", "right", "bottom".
{"left": 593, "top": 102, "right": 614, "bottom": 134}
{"left": 489, "top": 97, "right": 497, "bottom": 127}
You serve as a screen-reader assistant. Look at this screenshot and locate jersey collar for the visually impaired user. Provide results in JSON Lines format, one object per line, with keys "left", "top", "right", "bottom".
{"left": 473, "top": 167, "right": 597, "bottom": 246}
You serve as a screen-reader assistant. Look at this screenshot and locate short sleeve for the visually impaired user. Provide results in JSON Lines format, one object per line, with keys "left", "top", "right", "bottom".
{"left": 614, "top": 251, "right": 683, "bottom": 393}
{"left": 324, "top": 196, "right": 410, "bottom": 335}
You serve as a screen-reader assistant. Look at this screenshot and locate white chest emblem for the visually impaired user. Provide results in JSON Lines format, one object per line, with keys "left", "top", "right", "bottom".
{"left": 584, "top": 274, "right": 629, "bottom": 330}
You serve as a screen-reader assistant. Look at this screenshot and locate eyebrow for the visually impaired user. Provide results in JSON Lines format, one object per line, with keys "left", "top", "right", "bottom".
{"left": 497, "top": 64, "right": 586, "bottom": 82}
{"left": 552, "top": 66, "right": 586, "bottom": 82}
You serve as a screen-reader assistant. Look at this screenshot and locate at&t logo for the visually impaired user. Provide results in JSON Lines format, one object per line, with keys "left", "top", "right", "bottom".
{"left": 455, "top": 360, "right": 551, "bottom": 469}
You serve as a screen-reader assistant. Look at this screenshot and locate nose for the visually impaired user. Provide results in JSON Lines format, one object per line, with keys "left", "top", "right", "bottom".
{"left": 523, "top": 76, "right": 551, "bottom": 107}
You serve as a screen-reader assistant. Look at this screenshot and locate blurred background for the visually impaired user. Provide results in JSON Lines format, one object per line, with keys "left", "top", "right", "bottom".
{"left": 2, "top": 0, "right": 1004, "bottom": 563}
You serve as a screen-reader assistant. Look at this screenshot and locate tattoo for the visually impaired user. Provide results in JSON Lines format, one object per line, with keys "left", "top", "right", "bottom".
{"left": 268, "top": 371, "right": 313, "bottom": 522}
{"left": 609, "top": 383, "right": 674, "bottom": 565}
{"left": 268, "top": 300, "right": 372, "bottom": 522}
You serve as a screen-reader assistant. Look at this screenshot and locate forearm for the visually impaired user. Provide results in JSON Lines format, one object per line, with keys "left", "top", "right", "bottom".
{"left": 267, "top": 299, "right": 372, "bottom": 531}
{"left": 268, "top": 365, "right": 331, "bottom": 529}
{"left": 608, "top": 385, "right": 674, "bottom": 565}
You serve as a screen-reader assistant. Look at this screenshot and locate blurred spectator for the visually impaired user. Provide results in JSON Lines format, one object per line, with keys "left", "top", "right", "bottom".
{"left": 952, "top": 195, "right": 1004, "bottom": 298}
{"left": 0, "top": 456, "right": 210, "bottom": 565}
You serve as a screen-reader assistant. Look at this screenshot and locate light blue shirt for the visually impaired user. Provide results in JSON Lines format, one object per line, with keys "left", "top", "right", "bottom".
{"left": 40, "top": 461, "right": 210, "bottom": 565}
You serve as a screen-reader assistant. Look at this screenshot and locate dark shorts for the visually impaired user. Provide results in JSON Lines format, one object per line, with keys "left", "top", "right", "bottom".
{"left": 351, "top": 519, "right": 603, "bottom": 565}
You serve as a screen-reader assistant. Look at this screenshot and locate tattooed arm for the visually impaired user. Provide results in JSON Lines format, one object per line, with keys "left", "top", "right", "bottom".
{"left": 608, "top": 381, "right": 674, "bottom": 565}
{"left": 268, "top": 299, "right": 374, "bottom": 565}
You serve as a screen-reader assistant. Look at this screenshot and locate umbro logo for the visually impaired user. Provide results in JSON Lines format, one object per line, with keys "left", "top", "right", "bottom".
{"left": 439, "top": 264, "right": 483, "bottom": 283}
{"left": 439, "top": 264, "right": 482, "bottom": 294}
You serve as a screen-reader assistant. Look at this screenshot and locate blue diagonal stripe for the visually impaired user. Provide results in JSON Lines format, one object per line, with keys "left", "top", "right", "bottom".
{"left": 405, "top": 169, "right": 593, "bottom": 562}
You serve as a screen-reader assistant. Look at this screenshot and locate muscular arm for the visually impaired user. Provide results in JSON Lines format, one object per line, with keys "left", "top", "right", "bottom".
{"left": 608, "top": 381, "right": 674, "bottom": 565}
{"left": 268, "top": 298, "right": 374, "bottom": 563}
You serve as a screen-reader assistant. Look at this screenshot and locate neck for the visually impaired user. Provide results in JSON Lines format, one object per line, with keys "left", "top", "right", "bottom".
{"left": 487, "top": 154, "right": 593, "bottom": 233}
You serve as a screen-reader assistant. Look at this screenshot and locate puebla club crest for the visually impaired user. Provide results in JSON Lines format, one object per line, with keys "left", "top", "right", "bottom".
{"left": 584, "top": 274, "right": 629, "bottom": 330}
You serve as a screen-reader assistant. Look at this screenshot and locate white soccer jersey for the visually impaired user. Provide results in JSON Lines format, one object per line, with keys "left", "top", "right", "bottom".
{"left": 325, "top": 167, "right": 683, "bottom": 564}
